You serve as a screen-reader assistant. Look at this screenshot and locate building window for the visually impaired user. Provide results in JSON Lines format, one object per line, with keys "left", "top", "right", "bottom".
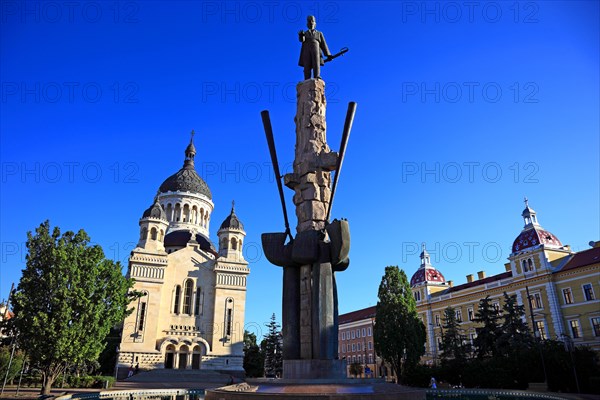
{"left": 492, "top": 302, "right": 500, "bottom": 314}
{"left": 368, "top": 341, "right": 372, "bottom": 350}
{"left": 368, "top": 354, "right": 373, "bottom": 363}
{"left": 173, "top": 285, "right": 181, "bottom": 314}
{"left": 342, "top": 332, "right": 345, "bottom": 340}
{"left": 535, "top": 321, "right": 547, "bottom": 340}
{"left": 435, "top": 314, "right": 440, "bottom": 326}
{"left": 351, "top": 330, "right": 355, "bottom": 339}
{"left": 470, "top": 332, "right": 477, "bottom": 344}
{"left": 367, "top": 327, "right": 372, "bottom": 336}
{"left": 569, "top": 320, "right": 581, "bottom": 339}
{"left": 342, "top": 344, "right": 346, "bottom": 353}
{"left": 532, "top": 292, "right": 543, "bottom": 309}
{"left": 455, "top": 309, "right": 462, "bottom": 323}
{"left": 194, "top": 288, "right": 202, "bottom": 316}
{"left": 467, "top": 307, "right": 474, "bottom": 321}
{"left": 352, "top": 344, "right": 356, "bottom": 352}
{"left": 591, "top": 317, "right": 600, "bottom": 337}
{"left": 563, "top": 288, "right": 574, "bottom": 304}
{"left": 436, "top": 337, "right": 442, "bottom": 351}
{"left": 357, "top": 342, "right": 361, "bottom": 351}
{"left": 183, "top": 279, "right": 193, "bottom": 315}
{"left": 138, "top": 301, "right": 147, "bottom": 332}
{"left": 357, "top": 355, "right": 361, "bottom": 364}
{"left": 356, "top": 328, "right": 360, "bottom": 338}
{"left": 224, "top": 298, "right": 234, "bottom": 338}
{"left": 362, "top": 328, "right": 366, "bottom": 337}
{"left": 583, "top": 284, "right": 595, "bottom": 301}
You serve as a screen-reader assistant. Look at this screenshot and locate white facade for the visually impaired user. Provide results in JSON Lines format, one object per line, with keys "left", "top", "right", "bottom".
{"left": 117, "top": 135, "right": 250, "bottom": 374}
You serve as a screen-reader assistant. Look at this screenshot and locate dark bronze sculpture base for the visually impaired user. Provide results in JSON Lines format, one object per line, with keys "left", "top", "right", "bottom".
{"left": 283, "top": 359, "right": 347, "bottom": 380}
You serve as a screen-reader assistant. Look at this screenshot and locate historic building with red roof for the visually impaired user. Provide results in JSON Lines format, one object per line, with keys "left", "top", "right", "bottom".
{"left": 339, "top": 200, "right": 599, "bottom": 374}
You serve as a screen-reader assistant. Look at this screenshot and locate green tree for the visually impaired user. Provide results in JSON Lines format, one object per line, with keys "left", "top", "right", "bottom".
{"left": 374, "top": 266, "right": 425, "bottom": 383}
{"left": 262, "top": 313, "right": 282, "bottom": 377}
{"left": 9, "top": 221, "right": 136, "bottom": 395}
{"left": 0, "top": 346, "right": 25, "bottom": 385}
{"left": 440, "top": 307, "right": 468, "bottom": 362}
{"left": 497, "top": 292, "right": 533, "bottom": 356}
{"left": 349, "top": 362, "right": 363, "bottom": 378}
{"left": 243, "top": 330, "right": 264, "bottom": 378}
{"left": 473, "top": 296, "right": 502, "bottom": 358}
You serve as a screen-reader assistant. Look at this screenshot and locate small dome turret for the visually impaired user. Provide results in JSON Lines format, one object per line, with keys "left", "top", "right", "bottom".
{"left": 512, "top": 198, "right": 562, "bottom": 253}
{"left": 142, "top": 196, "right": 167, "bottom": 220}
{"left": 219, "top": 202, "right": 244, "bottom": 231}
{"left": 410, "top": 243, "right": 446, "bottom": 287}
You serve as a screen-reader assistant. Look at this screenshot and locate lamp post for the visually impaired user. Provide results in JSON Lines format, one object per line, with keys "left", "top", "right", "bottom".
{"left": 525, "top": 286, "right": 548, "bottom": 385}
{"left": 561, "top": 334, "right": 580, "bottom": 393}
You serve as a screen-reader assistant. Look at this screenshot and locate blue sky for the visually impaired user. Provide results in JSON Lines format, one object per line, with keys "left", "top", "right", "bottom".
{"left": 1, "top": 1, "right": 598, "bottom": 339}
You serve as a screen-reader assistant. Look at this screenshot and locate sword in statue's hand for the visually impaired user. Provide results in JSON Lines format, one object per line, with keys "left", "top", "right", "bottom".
{"left": 324, "top": 47, "right": 349, "bottom": 63}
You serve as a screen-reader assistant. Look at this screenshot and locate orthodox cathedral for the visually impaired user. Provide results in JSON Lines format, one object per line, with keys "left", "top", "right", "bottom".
{"left": 117, "top": 133, "right": 249, "bottom": 375}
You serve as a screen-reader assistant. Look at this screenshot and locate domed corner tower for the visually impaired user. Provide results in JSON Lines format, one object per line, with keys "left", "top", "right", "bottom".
{"left": 509, "top": 198, "right": 572, "bottom": 277}
{"left": 410, "top": 243, "right": 448, "bottom": 302}
{"left": 137, "top": 195, "right": 170, "bottom": 252}
{"left": 207, "top": 201, "right": 250, "bottom": 372}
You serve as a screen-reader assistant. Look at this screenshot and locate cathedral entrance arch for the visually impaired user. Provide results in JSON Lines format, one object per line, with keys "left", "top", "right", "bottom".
{"left": 165, "top": 344, "right": 176, "bottom": 369}
{"left": 191, "top": 344, "right": 204, "bottom": 369}
{"left": 178, "top": 345, "right": 189, "bottom": 369}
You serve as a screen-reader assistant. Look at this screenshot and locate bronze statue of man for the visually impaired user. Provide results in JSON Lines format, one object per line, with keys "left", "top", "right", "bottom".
{"left": 298, "top": 16, "right": 331, "bottom": 80}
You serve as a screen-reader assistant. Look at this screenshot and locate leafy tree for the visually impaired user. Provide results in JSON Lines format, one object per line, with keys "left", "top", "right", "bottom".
{"left": 262, "top": 313, "right": 282, "bottom": 377}
{"left": 0, "top": 346, "right": 25, "bottom": 384}
{"left": 243, "top": 330, "right": 264, "bottom": 377}
{"left": 349, "top": 362, "right": 363, "bottom": 378}
{"left": 374, "top": 266, "right": 425, "bottom": 383}
{"left": 8, "top": 221, "right": 136, "bottom": 394}
{"left": 440, "top": 307, "right": 468, "bottom": 362}
{"left": 473, "top": 296, "right": 502, "bottom": 358}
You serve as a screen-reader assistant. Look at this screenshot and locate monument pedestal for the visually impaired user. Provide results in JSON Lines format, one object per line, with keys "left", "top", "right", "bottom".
{"left": 283, "top": 359, "right": 347, "bottom": 380}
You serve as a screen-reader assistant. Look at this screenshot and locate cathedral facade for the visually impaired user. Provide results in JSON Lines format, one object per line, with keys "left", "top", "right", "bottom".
{"left": 117, "top": 134, "right": 249, "bottom": 375}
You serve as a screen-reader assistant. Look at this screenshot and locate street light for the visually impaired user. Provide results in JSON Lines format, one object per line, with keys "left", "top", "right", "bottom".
{"left": 561, "top": 334, "right": 580, "bottom": 393}
{"left": 525, "top": 286, "right": 548, "bottom": 385}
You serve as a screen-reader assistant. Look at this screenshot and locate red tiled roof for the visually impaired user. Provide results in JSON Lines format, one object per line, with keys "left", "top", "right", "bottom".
{"left": 339, "top": 306, "right": 376, "bottom": 324}
{"left": 443, "top": 271, "right": 513, "bottom": 294}
{"left": 558, "top": 246, "right": 600, "bottom": 272}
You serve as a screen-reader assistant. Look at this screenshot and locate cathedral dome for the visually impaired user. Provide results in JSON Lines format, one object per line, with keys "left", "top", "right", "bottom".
{"left": 410, "top": 244, "right": 446, "bottom": 287}
{"left": 219, "top": 203, "right": 244, "bottom": 231}
{"left": 159, "top": 167, "right": 212, "bottom": 199}
{"left": 511, "top": 199, "right": 562, "bottom": 253}
{"left": 159, "top": 131, "right": 212, "bottom": 199}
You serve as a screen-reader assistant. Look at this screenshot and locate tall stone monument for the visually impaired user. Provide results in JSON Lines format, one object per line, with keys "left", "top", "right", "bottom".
{"left": 261, "top": 44, "right": 354, "bottom": 379}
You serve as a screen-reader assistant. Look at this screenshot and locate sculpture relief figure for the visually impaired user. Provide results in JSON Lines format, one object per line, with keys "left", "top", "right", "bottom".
{"left": 298, "top": 15, "right": 331, "bottom": 80}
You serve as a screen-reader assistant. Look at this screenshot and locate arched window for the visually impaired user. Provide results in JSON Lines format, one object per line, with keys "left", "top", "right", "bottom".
{"left": 192, "top": 206, "right": 198, "bottom": 224}
{"left": 222, "top": 238, "right": 228, "bottom": 249}
{"left": 175, "top": 203, "right": 181, "bottom": 222}
{"left": 166, "top": 204, "right": 173, "bottom": 221}
{"left": 183, "top": 204, "right": 190, "bottom": 222}
{"left": 173, "top": 285, "right": 181, "bottom": 314}
{"left": 528, "top": 258, "right": 534, "bottom": 271}
{"left": 522, "top": 259, "right": 528, "bottom": 272}
{"left": 231, "top": 238, "right": 237, "bottom": 251}
{"left": 200, "top": 209, "right": 205, "bottom": 227}
{"left": 151, "top": 227, "right": 158, "bottom": 240}
{"left": 140, "top": 227, "right": 147, "bottom": 241}
{"left": 194, "top": 287, "right": 202, "bottom": 316}
{"left": 224, "top": 297, "right": 234, "bottom": 338}
{"left": 159, "top": 229, "right": 164, "bottom": 241}
{"left": 183, "top": 279, "right": 194, "bottom": 315}
{"left": 137, "top": 291, "right": 148, "bottom": 332}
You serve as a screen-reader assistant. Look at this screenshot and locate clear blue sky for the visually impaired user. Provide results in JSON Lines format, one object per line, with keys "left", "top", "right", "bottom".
{"left": 1, "top": 1, "right": 598, "bottom": 339}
